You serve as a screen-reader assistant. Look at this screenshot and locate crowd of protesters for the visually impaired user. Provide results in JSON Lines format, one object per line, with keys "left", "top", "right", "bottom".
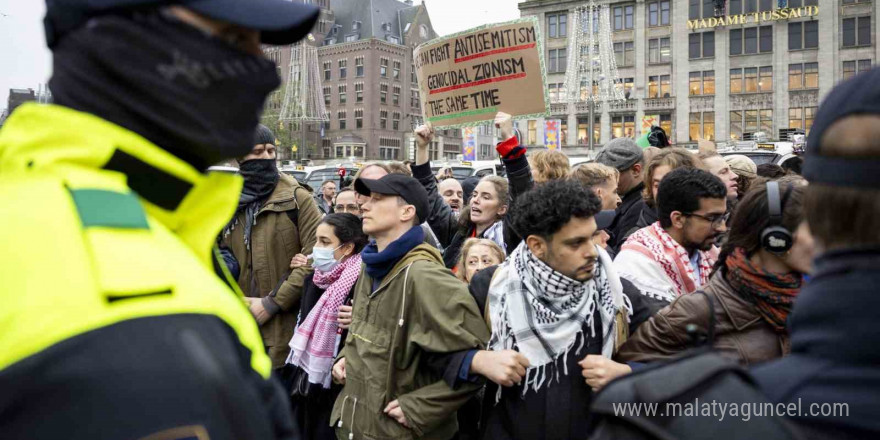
{"left": 1, "top": 1, "right": 878, "bottom": 439}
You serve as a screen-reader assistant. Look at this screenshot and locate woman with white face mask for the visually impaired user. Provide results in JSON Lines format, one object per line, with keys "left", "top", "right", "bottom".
{"left": 282, "top": 213, "right": 368, "bottom": 440}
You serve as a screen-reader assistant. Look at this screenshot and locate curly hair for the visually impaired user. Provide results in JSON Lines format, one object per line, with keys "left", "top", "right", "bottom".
{"left": 528, "top": 149, "right": 570, "bottom": 182}
{"left": 511, "top": 178, "right": 601, "bottom": 239}
{"left": 657, "top": 168, "right": 727, "bottom": 228}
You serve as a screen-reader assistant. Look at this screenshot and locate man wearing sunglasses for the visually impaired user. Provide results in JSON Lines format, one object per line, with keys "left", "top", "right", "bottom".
{"left": 614, "top": 168, "right": 728, "bottom": 305}
{"left": 0, "top": 0, "right": 319, "bottom": 438}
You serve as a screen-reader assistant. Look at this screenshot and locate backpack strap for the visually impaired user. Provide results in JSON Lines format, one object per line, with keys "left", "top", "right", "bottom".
{"left": 284, "top": 185, "right": 308, "bottom": 226}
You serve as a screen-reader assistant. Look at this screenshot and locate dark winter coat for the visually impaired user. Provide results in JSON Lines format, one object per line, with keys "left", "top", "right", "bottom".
{"left": 752, "top": 248, "right": 880, "bottom": 440}
{"left": 412, "top": 154, "right": 533, "bottom": 269}
{"left": 608, "top": 182, "right": 647, "bottom": 253}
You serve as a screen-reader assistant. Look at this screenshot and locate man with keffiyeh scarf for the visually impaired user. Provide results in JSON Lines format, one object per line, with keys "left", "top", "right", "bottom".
{"left": 454, "top": 179, "right": 657, "bottom": 440}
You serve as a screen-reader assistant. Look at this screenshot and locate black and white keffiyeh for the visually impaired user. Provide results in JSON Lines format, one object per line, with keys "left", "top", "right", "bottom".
{"left": 487, "top": 241, "right": 631, "bottom": 395}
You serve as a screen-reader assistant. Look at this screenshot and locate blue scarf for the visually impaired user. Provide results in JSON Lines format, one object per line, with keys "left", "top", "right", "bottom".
{"left": 361, "top": 226, "right": 425, "bottom": 281}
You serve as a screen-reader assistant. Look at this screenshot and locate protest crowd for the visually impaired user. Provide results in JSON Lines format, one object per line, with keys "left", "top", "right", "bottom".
{"left": 1, "top": 1, "right": 878, "bottom": 440}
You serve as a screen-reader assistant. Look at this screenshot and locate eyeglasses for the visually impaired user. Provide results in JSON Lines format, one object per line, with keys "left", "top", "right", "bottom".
{"left": 335, "top": 204, "right": 361, "bottom": 214}
{"left": 685, "top": 212, "right": 730, "bottom": 228}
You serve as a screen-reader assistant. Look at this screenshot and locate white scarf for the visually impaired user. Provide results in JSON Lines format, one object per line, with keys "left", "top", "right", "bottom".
{"left": 482, "top": 220, "right": 506, "bottom": 254}
{"left": 487, "top": 242, "right": 631, "bottom": 395}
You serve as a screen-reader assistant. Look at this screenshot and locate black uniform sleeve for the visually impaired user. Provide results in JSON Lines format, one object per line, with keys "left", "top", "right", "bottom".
{"left": 412, "top": 161, "right": 459, "bottom": 248}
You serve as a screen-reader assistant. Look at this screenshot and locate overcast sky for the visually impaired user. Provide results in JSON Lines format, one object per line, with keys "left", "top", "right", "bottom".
{"left": 0, "top": 0, "right": 522, "bottom": 109}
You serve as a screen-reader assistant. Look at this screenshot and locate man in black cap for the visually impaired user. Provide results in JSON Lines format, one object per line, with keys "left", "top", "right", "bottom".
{"left": 752, "top": 68, "right": 880, "bottom": 439}
{"left": 0, "top": 0, "right": 319, "bottom": 438}
{"left": 596, "top": 138, "right": 648, "bottom": 253}
{"left": 330, "top": 174, "right": 488, "bottom": 440}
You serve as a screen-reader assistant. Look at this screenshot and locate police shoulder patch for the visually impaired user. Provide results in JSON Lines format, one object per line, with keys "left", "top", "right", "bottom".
{"left": 69, "top": 189, "right": 149, "bottom": 230}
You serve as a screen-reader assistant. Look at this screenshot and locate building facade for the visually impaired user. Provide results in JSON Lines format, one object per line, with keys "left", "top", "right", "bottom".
{"left": 518, "top": 0, "right": 878, "bottom": 150}
{"left": 315, "top": 0, "right": 461, "bottom": 161}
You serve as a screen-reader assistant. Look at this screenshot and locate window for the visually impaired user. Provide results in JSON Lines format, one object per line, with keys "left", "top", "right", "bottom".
{"left": 843, "top": 60, "right": 873, "bottom": 81}
{"left": 787, "top": 63, "right": 821, "bottom": 90}
{"left": 788, "top": 0, "right": 819, "bottom": 6}
{"left": 689, "top": 0, "right": 716, "bottom": 19}
{"left": 338, "top": 110, "right": 346, "bottom": 130}
{"left": 689, "top": 31, "right": 715, "bottom": 59}
{"left": 420, "top": 25, "right": 429, "bottom": 39}
{"left": 380, "top": 58, "right": 388, "bottom": 77}
{"left": 689, "top": 112, "right": 715, "bottom": 141}
{"left": 648, "top": 1, "right": 670, "bottom": 26}
{"left": 647, "top": 75, "right": 671, "bottom": 98}
{"left": 393, "top": 112, "right": 400, "bottom": 130}
{"left": 548, "top": 49, "right": 567, "bottom": 73}
{"left": 338, "top": 59, "right": 347, "bottom": 79}
{"left": 731, "top": 109, "right": 772, "bottom": 139}
{"left": 355, "top": 57, "right": 364, "bottom": 77}
{"left": 345, "top": 34, "right": 358, "bottom": 42}
{"left": 547, "top": 13, "right": 567, "bottom": 38}
{"left": 730, "top": 110, "right": 743, "bottom": 140}
{"left": 323, "top": 86, "right": 331, "bottom": 105}
{"left": 612, "top": 115, "right": 636, "bottom": 139}
{"left": 393, "top": 85, "right": 401, "bottom": 106}
{"left": 380, "top": 83, "right": 388, "bottom": 104}
{"left": 614, "top": 42, "right": 635, "bottom": 66}
{"left": 615, "top": 77, "right": 635, "bottom": 99}
{"left": 744, "top": 67, "right": 758, "bottom": 93}
{"left": 649, "top": 38, "right": 671, "bottom": 63}
{"left": 548, "top": 83, "right": 564, "bottom": 102}
{"left": 393, "top": 61, "right": 401, "bottom": 80}
{"left": 659, "top": 114, "right": 673, "bottom": 137}
{"left": 528, "top": 120, "right": 537, "bottom": 145}
{"left": 789, "top": 21, "right": 819, "bottom": 50}
{"left": 689, "top": 70, "right": 714, "bottom": 95}
{"left": 411, "top": 64, "right": 417, "bottom": 84}
{"left": 411, "top": 90, "right": 420, "bottom": 108}
{"left": 730, "top": 68, "right": 742, "bottom": 94}
{"left": 759, "top": 66, "right": 773, "bottom": 92}
{"left": 323, "top": 61, "right": 331, "bottom": 81}
{"left": 843, "top": 17, "right": 872, "bottom": 47}
{"left": 577, "top": 116, "right": 600, "bottom": 145}
{"left": 355, "top": 109, "right": 363, "bottom": 129}
{"left": 613, "top": 5, "right": 634, "bottom": 30}
{"left": 338, "top": 84, "right": 347, "bottom": 104}
{"left": 380, "top": 110, "right": 388, "bottom": 129}
{"left": 789, "top": 107, "right": 817, "bottom": 133}
{"left": 731, "top": 26, "right": 772, "bottom": 55}
{"left": 355, "top": 83, "right": 364, "bottom": 103}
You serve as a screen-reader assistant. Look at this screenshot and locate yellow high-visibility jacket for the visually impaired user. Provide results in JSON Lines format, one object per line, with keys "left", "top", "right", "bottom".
{"left": 0, "top": 103, "right": 292, "bottom": 439}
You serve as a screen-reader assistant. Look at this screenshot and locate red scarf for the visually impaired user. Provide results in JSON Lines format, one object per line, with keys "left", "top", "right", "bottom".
{"left": 725, "top": 248, "right": 802, "bottom": 333}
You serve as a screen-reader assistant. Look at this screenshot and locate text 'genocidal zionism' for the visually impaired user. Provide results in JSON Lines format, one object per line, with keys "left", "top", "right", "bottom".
{"left": 416, "top": 24, "right": 538, "bottom": 120}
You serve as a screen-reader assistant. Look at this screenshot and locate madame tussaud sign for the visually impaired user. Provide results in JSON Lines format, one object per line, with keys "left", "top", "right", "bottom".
{"left": 688, "top": 5, "right": 819, "bottom": 31}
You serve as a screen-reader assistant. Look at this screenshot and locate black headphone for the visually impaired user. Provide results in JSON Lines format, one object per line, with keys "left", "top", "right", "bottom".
{"left": 761, "top": 181, "right": 794, "bottom": 254}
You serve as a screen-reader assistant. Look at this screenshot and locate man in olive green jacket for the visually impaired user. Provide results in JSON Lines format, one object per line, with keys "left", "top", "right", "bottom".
{"left": 331, "top": 174, "right": 488, "bottom": 440}
{"left": 222, "top": 128, "right": 321, "bottom": 368}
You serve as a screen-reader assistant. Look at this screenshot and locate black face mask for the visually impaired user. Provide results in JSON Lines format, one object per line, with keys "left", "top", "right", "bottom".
{"left": 49, "top": 11, "right": 281, "bottom": 170}
{"left": 238, "top": 158, "right": 279, "bottom": 207}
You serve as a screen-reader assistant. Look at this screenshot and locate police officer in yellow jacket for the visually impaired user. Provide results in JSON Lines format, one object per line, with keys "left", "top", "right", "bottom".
{"left": 0, "top": 1, "right": 319, "bottom": 439}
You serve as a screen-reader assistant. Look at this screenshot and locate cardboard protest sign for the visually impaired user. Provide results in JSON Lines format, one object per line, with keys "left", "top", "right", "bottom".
{"left": 414, "top": 17, "right": 550, "bottom": 129}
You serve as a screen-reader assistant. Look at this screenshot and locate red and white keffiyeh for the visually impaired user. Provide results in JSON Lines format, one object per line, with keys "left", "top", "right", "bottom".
{"left": 622, "top": 222, "right": 717, "bottom": 298}
{"left": 286, "top": 253, "right": 361, "bottom": 388}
